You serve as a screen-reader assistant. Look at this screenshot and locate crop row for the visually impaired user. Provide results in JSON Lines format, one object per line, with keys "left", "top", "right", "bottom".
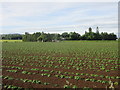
{"left": 3, "top": 65, "right": 120, "bottom": 80}
{"left": 2, "top": 58, "right": 119, "bottom": 75}
{"left": 3, "top": 84, "right": 23, "bottom": 89}
{"left": 3, "top": 70, "right": 119, "bottom": 87}
{"left": 3, "top": 55, "right": 119, "bottom": 70}
{"left": 2, "top": 75, "right": 60, "bottom": 87}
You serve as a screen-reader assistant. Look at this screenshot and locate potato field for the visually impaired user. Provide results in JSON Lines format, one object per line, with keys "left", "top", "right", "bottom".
{"left": 2, "top": 41, "right": 120, "bottom": 89}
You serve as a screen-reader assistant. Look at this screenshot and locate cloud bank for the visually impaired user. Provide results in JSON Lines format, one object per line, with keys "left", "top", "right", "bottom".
{"left": 0, "top": 2, "right": 118, "bottom": 36}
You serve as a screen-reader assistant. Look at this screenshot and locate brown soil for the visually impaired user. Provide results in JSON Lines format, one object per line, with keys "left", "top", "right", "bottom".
{"left": 2, "top": 52, "right": 119, "bottom": 89}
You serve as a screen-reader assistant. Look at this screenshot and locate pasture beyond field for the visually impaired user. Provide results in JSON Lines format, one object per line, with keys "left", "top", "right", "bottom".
{"left": 2, "top": 41, "right": 119, "bottom": 89}
{"left": 0, "top": 40, "right": 22, "bottom": 42}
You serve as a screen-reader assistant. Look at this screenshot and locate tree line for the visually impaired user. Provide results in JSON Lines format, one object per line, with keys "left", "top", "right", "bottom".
{"left": 1, "top": 27, "right": 117, "bottom": 41}
{"left": 1, "top": 34, "right": 22, "bottom": 40}
{"left": 22, "top": 27, "right": 117, "bottom": 42}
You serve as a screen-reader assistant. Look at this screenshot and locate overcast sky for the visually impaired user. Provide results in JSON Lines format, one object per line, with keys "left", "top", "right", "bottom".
{"left": 0, "top": 2, "right": 118, "bottom": 36}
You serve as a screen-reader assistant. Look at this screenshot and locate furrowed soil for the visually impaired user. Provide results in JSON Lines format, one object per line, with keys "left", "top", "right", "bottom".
{"left": 2, "top": 41, "right": 120, "bottom": 89}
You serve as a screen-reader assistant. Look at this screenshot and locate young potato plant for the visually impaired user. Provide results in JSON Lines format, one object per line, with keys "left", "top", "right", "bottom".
{"left": 6, "top": 70, "right": 18, "bottom": 73}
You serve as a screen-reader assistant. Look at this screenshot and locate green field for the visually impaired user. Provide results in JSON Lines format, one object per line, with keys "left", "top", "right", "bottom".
{"left": 2, "top": 41, "right": 119, "bottom": 89}
{"left": 0, "top": 40, "right": 22, "bottom": 42}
